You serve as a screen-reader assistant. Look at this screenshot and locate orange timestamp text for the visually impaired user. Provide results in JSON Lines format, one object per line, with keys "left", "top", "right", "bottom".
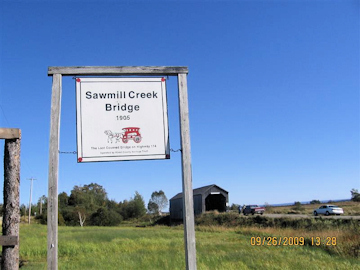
{"left": 250, "top": 236, "right": 337, "bottom": 246}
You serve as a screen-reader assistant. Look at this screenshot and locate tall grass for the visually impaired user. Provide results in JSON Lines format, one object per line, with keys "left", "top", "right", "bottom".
{"left": 196, "top": 211, "right": 360, "bottom": 259}
{"left": 19, "top": 223, "right": 360, "bottom": 269}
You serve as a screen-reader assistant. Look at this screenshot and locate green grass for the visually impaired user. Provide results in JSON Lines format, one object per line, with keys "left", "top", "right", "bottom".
{"left": 19, "top": 224, "right": 359, "bottom": 269}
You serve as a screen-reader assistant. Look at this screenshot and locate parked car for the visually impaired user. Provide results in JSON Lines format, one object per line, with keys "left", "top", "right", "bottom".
{"left": 313, "top": 205, "right": 344, "bottom": 216}
{"left": 242, "top": 205, "right": 265, "bottom": 215}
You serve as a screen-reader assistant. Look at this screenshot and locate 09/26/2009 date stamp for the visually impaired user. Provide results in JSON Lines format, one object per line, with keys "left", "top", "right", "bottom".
{"left": 250, "top": 236, "right": 337, "bottom": 246}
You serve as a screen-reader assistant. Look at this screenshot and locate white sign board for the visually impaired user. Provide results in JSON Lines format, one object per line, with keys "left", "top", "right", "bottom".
{"left": 76, "top": 77, "right": 169, "bottom": 162}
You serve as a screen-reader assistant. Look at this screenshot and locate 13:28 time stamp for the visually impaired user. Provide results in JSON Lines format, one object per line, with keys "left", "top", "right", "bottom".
{"left": 250, "top": 236, "right": 337, "bottom": 246}
{"left": 311, "top": 236, "right": 337, "bottom": 246}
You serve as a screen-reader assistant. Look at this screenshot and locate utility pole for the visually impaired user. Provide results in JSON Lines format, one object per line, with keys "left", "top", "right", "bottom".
{"left": 40, "top": 196, "right": 43, "bottom": 215}
{"left": 28, "top": 177, "right": 36, "bottom": 224}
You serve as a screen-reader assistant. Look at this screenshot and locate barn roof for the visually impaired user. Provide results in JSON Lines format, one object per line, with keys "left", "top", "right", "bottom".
{"left": 170, "top": 184, "right": 228, "bottom": 200}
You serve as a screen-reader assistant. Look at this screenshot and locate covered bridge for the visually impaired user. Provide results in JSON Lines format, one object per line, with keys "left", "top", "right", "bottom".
{"left": 169, "top": 184, "right": 229, "bottom": 220}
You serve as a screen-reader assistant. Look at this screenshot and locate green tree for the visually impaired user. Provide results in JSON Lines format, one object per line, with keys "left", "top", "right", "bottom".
{"left": 67, "top": 183, "right": 108, "bottom": 226}
{"left": 35, "top": 211, "right": 66, "bottom": 226}
{"left": 60, "top": 206, "right": 79, "bottom": 226}
{"left": 351, "top": 188, "right": 360, "bottom": 202}
{"left": 58, "top": 212, "right": 66, "bottom": 226}
{"left": 117, "top": 200, "right": 130, "bottom": 220}
{"left": 30, "top": 203, "right": 39, "bottom": 216}
{"left": 58, "top": 192, "right": 69, "bottom": 209}
{"left": 69, "top": 183, "right": 107, "bottom": 210}
{"left": 147, "top": 201, "right": 159, "bottom": 214}
{"left": 20, "top": 204, "right": 27, "bottom": 217}
{"left": 148, "top": 190, "right": 168, "bottom": 215}
{"left": 310, "top": 200, "right": 321, "bottom": 204}
{"left": 126, "top": 191, "right": 146, "bottom": 219}
{"left": 90, "top": 207, "right": 122, "bottom": 226}
{"left": 106, "top": 199, "right": 118, "bottom": 211}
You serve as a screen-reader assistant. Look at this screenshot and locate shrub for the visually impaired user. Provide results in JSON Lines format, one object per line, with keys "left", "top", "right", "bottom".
{"left": 90, "top": 207, "right": 123, "bottom": 226}
{"left": 310, "top": 200, "right": 321, "bottom": 204}
{"left": 35, "top": 213, "right": 47, "bottom": 225}
{"left": 264, "top": 202, "right": 273, "bottom": 213}
{"left": 292, "top": 202, "right": 304, "bottom": 211}
{"left": 35, "top": 211, "right": 66, "bottom": 226}
{"left": 58, "top": 213, "right": 66, "bottom": 226}
{"left": 351, "top": 189, "right": 360, "bottom": 202}
{"left": 287, "top": 210, "right": 301, "bottom": 215}
{"left": 154, "top": 215, "right": 171, "bottom": 226}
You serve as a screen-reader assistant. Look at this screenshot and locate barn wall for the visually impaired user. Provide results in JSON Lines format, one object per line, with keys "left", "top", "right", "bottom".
{"left": 170, "top": 198, "right": 183, "bottom": 220}
{"left": 193, "top": 194, "right": 202, "bottom": 216}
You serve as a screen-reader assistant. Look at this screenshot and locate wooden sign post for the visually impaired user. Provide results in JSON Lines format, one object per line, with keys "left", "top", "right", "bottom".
{"left": 1, "top": 128, "right": 21, "bottom": 270}
{"left": 47, "top": 66, "right": 197, "bottom": 270}
{"left": 178, "top": 74, "right": 196, "bottom": 269}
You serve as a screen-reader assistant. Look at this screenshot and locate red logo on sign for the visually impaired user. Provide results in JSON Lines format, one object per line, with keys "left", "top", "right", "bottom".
{"left": 121, "top": 127, "right": 142, "bottom": 143}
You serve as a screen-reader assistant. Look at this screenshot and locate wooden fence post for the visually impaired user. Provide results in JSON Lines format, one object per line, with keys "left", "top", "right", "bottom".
{"left": 2, "top": 129, "right": 21, "bottom": 270}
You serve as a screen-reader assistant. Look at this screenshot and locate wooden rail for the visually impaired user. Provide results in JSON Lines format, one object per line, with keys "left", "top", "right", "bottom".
{"left": 0, "top": 236, "right": 18, "bottom": 246}
{"left": 0, "top": 128, "right": 20, "bottom": 139}
{"left": 48, "top": 66, "right": 188, "bottom": 76}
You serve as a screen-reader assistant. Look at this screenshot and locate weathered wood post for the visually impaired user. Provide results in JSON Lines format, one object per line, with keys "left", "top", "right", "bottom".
{"left": 1, "top": 128, "right": 21, "bottom": 270}
{"left": 47, "top": 73, "right": 62, "bottom": 270}
{"left": 178, "top": 73, "right": 197, "bottom": 270}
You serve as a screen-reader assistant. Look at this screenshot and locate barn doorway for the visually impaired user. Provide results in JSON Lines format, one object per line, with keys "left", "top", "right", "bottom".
{"left": 205, "top": 194, "right": 226, "bottom": 212}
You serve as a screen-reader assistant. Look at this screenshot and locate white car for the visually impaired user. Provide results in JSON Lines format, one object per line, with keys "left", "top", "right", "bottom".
{"left": 313, "top": 205, "right": 344, "bottom": 216}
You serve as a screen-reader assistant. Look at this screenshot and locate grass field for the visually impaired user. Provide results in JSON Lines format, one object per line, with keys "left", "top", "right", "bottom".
{"left": 19, "top": 223, "right": 359, "bottom": 270}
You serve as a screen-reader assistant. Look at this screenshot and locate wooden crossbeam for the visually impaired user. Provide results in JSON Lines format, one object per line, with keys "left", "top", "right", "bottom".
{"left": 48, "top": 66, "right": 188, "bottom": 76}
{"left": 0, "top": 235, "right": 18, "bottom": 246}
{"left": 0, "top": 128, "right": 21, "bottom": 139}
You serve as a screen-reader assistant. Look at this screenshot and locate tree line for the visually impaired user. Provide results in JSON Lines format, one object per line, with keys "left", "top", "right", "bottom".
{"left": 17, "top": 183, "right": 168, "bottom": 226}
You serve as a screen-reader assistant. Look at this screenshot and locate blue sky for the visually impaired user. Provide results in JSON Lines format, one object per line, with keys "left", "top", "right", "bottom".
{"left": 0, "top": 0, "right": 359, "bottom": 209}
